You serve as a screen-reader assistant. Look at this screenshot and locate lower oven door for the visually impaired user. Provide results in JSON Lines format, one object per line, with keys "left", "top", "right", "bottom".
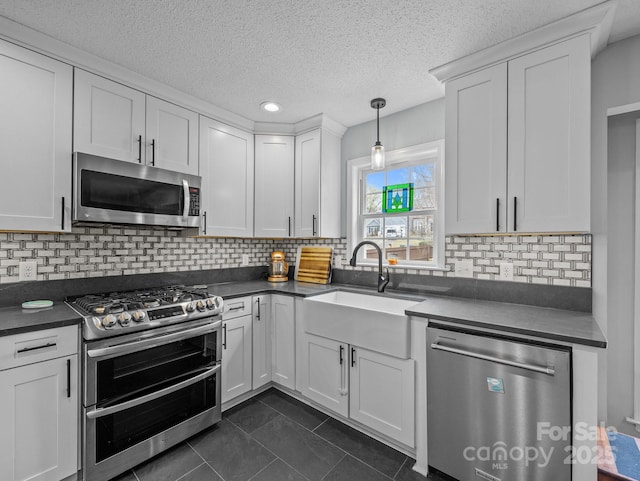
{"left": 83, "top": 319, "right": 222, "bottom": 481}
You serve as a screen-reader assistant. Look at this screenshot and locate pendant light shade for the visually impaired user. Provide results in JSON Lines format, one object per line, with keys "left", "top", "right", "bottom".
{"left": 370, "top": 98, "right": 386, "bottom": 170}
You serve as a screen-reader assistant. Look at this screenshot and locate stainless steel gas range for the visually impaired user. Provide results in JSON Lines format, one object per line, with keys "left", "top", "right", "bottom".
{"left": 67, "top": 285, "right": 224, "bottom": 481}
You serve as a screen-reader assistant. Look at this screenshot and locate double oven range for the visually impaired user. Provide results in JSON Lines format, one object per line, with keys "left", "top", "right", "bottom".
{"left": 67, "top": 285, "right": 224, "bottom": 481}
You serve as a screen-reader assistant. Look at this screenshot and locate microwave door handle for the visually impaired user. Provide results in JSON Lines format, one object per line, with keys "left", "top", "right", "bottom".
{"left": 183, "top": 180, "right": 190, "bottom": 218}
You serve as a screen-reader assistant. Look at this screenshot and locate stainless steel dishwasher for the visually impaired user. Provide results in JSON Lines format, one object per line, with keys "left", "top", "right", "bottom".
{"left": 427, "top": 324, "right": 571, "bottom": 481}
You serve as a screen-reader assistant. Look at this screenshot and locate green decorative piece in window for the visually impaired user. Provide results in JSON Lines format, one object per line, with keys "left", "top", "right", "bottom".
{"left": 383, "top": 183, "right": 414, "bottom": 213}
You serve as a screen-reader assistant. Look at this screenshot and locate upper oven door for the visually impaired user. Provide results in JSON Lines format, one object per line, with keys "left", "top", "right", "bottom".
{"left": 84, "top": 318, "right": 220, "bottom": 408}
{"left": 73, "top": 152, "right": 201, "bottom": 227}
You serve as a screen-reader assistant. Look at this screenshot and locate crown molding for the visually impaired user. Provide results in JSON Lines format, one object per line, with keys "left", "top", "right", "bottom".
{"left": 254, "top": 114, "right": 347, "bottom": 137}
{"left": 429, "top": 0, "right": 617, "bottom": 83}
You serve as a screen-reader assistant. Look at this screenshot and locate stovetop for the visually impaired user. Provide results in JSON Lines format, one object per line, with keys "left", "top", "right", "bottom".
{"left": 67, "top": 285, "right": 224, "bottom": 340}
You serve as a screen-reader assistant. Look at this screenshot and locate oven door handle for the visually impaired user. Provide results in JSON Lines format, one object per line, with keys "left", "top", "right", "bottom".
{"left": 87, "top": 321, "right": 221, "bottom": 359}
{"left": 86, "top": 363, "right": 220, "bottom": 419}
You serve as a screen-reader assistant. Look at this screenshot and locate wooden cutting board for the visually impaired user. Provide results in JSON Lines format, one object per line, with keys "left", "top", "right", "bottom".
{"left": 295, "top": 246, "right": 333, "bottom": 284}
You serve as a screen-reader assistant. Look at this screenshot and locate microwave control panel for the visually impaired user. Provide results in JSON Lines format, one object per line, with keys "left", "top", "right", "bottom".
{"left": 189, "top": 187, "right": 200, "bottom": 216}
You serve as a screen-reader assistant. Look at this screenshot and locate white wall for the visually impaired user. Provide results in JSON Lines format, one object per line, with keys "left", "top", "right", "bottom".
{"left": 592, "top": 33, "right": 640, "bottom": 433}
{"left": 340, "top": 98, "right": 445, "bottom": 235}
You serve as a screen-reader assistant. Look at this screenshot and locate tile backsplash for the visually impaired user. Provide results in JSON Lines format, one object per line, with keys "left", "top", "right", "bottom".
{"left": 0, "top": 227, "right": 590, "bottom": 287}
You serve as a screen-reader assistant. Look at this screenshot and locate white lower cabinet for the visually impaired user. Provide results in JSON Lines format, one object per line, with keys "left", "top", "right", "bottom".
{"left": 271, "top": 295, "right": 295, "bottom": 390}
{"left": 349, "top": 346, "right": 415, "bottom": 446}
{"left": 252, "top": 295, "right": 272, "bottom": 390}
{"left": 300, "top": 335, "right": 349, "bottom": 417}
{"left": 221, "top": 297, "right": 253, "bottom": 404}
{"left": 0, "top": 326, "right": 78, "bottom": 481}
{"left": 300, "top": 332, "right": 415, "bottom": 447}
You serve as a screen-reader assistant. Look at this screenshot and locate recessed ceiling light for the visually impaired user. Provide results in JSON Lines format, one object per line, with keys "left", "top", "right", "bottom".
{"left": 260, "top": 101, "right": 281, "bottom": 113}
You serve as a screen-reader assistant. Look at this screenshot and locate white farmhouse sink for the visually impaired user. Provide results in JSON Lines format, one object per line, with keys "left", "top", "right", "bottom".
{"left": 303, "top": 290, "right": 421, "bottom": 359}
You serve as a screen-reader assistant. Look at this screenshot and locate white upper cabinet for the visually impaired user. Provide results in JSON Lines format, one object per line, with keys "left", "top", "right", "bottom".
{"left": 294, "top": 128, "right": 341, "bottom": 238}
{"left": 74, "top": 69, "right": 145, "bottom": 163}
{"left": 445, "top": 64, "right": 508, "bottom": 235}
{"left": 444, "top": 34, "right": 591, "bottom": 234}
{"left": 0, "top": 40, "right": 72, "bottom": 232}
{"left": 145, "top": 96, "right": 199, "bottom": 175}
{"left": 199, "top": 117, "right": 255, "bottom": 237}
{"left": 74, "top": 69, "right": 198, "bottom": 174}
{"left": 254, "top": 135, "right": 295, "bottom": 237}
{"left": 507, "top": 35, "right": 590, "bottom": 233}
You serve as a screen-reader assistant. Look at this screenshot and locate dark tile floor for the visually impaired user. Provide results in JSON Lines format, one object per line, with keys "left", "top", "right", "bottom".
{"left": 109, "top": 388, "right": 448, "bottom": 481}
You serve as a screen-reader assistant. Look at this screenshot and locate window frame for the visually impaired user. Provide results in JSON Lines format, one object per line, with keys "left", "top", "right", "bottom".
{"left": 346, "top": 140, "right": 445, "bottom": 270}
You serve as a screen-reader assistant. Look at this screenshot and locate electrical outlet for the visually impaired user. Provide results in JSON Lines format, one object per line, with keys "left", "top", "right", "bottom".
{"left": 455, "top": 259, "right": 474, "bottom": 278}
{"left": 333, "top": 255, "right": 343, "bottom": 268}
{"left": 19, "top": 261, "right": 37, "bottom": 281}
{"left": 241, "top": 254, "right": 250, "bottom": 266}
{"left": 500, "top": 262, "right": 514, "bottom": 281}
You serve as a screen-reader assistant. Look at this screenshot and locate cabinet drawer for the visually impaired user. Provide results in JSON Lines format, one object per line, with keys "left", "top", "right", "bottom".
{"left": 0, "top": 325, "right": 79, "bottom": 371}
{"left": 222, "top": 296, "right": 252, "bottom": 320}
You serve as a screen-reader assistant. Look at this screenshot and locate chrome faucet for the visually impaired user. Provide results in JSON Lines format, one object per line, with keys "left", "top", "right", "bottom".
{"left": 349, "top": 241, "right": 390, "bottom": 293}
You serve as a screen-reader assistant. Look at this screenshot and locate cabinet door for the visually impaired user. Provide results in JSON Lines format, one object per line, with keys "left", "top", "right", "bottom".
{"left": 0, "top": 41, "right": 72, "bottom": 232}
{"left": 0, "top": 355, "right": 78, "bottom": 481}
{"left": 146, "top": 96, "right": 199, "bottom": 175}
{"left": 271, "top": 295, "right": 295, "bottom": 390}
{"left": 508, "top": 34, "right": 590, "bottom": 232}
{"left": 299, "top": 333, "right": 349, "bottom": 417}
{"left": 254, "top": 135, "right": 295, "bottom": 237}
{"left": 199, "top": 116, "right": 254, "bottom": 236}
{"left": 350, "top": 346, "right": 415, "bottom": 447}
{"left": 252, "top": 295, "right": 272, "bottom": 389}
{"left": 74, "top": 69, "right": 146, "bottom": 163}
{"left": 221, "top": 315, "right": 252, "bottom": 403}
{"left": 445, "top": 64, "right": 508, "bottom": 234}
{"left": 294, "top": 130, "right": 321, "bottom": 237}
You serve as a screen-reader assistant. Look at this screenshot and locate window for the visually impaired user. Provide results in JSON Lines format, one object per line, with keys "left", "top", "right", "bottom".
{"left": 347, "top": 140, "right": 444, "bottom": 269}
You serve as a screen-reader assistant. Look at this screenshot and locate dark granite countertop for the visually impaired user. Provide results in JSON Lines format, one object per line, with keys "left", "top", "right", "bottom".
{"left": 0, "top": 277, "right": 606, "bottom": 349}
{"left": 406, "top": 295, "right": 607, "bottom": 348}
{"left": 208, "top": 280, "right": 606, "bottom": 348}
{"left": 0, "top": 302, "right": 82, "bottom": 337}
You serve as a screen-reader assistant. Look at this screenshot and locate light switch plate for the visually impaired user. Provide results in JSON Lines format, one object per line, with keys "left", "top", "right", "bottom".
{"left": 455, "top": 259, "right": 474, "bottom": 278}
{"left": 241, "top": 254, "right": 249, "bottom": 266}
{"left": 333, "top": 255, "right": 343, "bottom": 268}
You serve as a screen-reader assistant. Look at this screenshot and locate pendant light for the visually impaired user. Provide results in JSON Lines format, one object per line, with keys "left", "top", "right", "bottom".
{"left": 370, "top": 98, "right": 386, "bottom": 170}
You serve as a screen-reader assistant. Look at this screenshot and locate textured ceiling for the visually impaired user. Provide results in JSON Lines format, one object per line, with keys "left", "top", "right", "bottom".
{"left": 1, "top": 0, "right": 639, "bottom": 127}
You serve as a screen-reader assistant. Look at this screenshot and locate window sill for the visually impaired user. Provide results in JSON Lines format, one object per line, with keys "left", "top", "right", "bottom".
{"left": 345, "top": 262, "right": 450, "bottom": 272}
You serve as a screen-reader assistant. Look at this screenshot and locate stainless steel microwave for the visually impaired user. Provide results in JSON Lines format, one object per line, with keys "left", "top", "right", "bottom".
{"left": 73, "top": 152, "right": 201, "bottom": 228}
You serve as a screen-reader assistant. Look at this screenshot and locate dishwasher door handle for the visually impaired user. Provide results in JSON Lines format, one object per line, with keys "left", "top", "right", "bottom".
{"left": 430, "top": 342, "right": 555, "bottom": 376}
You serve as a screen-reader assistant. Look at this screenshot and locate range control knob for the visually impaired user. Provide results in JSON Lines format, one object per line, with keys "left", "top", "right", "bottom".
{"left": 132, "top": 310, "right": 146, "bottom": 322}
{"left": 196, "top": 300, "right": 206, "bottom": 312}
{"left": 102, "top": 314, "right": 116, "bottom": 328}
{"left": 206, "top": 298, "right": 216, "bottom": 309}
{"left": 118, "top": 312, "right": 132, "bottom": 327}
{"left": 185, "top": 302, "right": 195, "bottom": 313}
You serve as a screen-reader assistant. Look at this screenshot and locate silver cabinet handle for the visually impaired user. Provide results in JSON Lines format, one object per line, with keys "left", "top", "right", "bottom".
{"left": 255, "top": 298, "right": 261, "bottom": 320}
{"left": 430, "top": 342, "right": 555, "bottom": 375}
{"left": 86, "top": 364, "right": 220, "bottom": 419}
{"left": 87, "top": 321, "right": 220, "bottom": 359}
